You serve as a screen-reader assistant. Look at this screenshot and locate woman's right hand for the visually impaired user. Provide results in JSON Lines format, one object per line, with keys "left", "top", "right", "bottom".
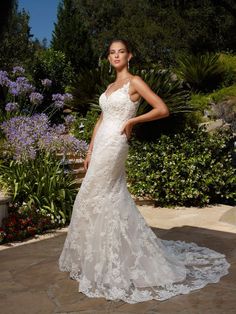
{"left": 84, "top": 154, "right": 91, "bottom": 171}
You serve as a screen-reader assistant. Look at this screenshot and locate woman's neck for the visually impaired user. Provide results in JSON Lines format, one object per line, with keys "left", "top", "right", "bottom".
{"left": 115, "top": 70, "right": 132, "bottom": 82}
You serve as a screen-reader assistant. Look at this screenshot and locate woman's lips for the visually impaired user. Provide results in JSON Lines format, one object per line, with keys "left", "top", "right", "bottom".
{"left": 114, "top": 60, "right": 120, "bottom": 63}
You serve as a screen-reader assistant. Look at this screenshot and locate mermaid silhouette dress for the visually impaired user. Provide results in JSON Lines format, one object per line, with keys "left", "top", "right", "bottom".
{"left": 58, "top": 79, "right": 230, "bottom": 303}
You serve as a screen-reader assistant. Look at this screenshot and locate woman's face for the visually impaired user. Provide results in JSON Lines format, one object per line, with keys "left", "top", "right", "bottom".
{"left": 108, "top": 41, "right": 131, "bottom": 70}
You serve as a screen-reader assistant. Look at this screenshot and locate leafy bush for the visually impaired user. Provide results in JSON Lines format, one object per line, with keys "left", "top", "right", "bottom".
{"left": 73, "top": 110, "right": 99, "bottom": 142}
{"left": 0, "top": 153, "right": 77, "bottom": 225}
{"left": 0, "top": 113, "right": 88, "bottom": 226}
{"left": 176, "top": 52, "right": 226, "bottom": 92}
{"left": 126, "top": 127, "right": 236, "bottom": 207}
{"left": 30, "top": 48, "right": 74, "bottom": 92}
{"left": 190, "top": 84, "right": 236, "bottom": 116}
{"left": 219, "top": 53, "right": 236, "bottom": 86}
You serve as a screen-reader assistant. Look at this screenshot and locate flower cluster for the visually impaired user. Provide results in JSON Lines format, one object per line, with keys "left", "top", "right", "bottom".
{"left": 64, "top": 114, "right": 76, "bottom": 126}
{"left": 41, "top": 78, "right": 52, "bottom": 87}
{"left": 0, "top": 73, "right": 35, "bottom": 96}
{"left": 52, "top": 92, "right": 73, "bottom": 109}
{"left": 0, "top": 206, "right": 53, "bottom": 243}
{"left": 5, "top": 102, "right": 18, "bottom": 112}
{"left": 29, "top": 92, "right": 44, "bottom": 105}
{"left": 0, "top": 70, "right": 10, "bottom": 86}
{"left": 1, "top": 113, "right": 88, "bottom": 161}
{"left": 12, "top": 66, "right": 25, "bottom": 75}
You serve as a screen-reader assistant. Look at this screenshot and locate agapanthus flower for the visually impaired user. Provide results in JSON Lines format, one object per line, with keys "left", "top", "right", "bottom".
{"left": 54, "top": 101, "right": 64, "bottom": 109}
{"left": 5, "top": 102, "right": 18, "bottom": 112}
{"left": 41, "top": 78, "right": 52, "bottom": 87}
{"left": 63, "top": 93, "right": 73, "bottom": 102}
{"left": 0, "top": 113, "right": 88, "bottom": 161}
{"left": 52, "top": 93, "right": 64, "bottom": 102}
{"left": 54, "top": 124, "right": 66, "bottom": 135}
{"left": 64, "top": 114, "right": 76, "bottom": 125}
{"left": 16, "top": 76, "right": 34, "bottom": 94}
{"left": 12, "top": 66, "right": 25, "bottom": 75}
{"left": 29, "top": 92, "right": 44, "bottom": 105}
{"left": 8, "top": 81, "right": 18, "bottom": 96}
{"left": 0, "top": 70, "right": 10, "bottom": 87}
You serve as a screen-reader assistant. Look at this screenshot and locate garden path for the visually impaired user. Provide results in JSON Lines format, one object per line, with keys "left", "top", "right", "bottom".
{"left": 0, "top": 204, "right": 236, "bottom": 313}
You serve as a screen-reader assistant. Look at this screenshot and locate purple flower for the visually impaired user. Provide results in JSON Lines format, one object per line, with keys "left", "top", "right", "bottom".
{"left": 54, "top": 101, "right": 64, "bottom": 109}
{"left": 0, "top": 70, "right": 10, "bottom": 87}
{"left": 29, "top": 92, "right": 44, "bottom": 105}
{"left": 5, "top": 102, "right": 18, "bottom": 112}
{"left": 41, "top": 78, "right": 52, "bottom": 87}
{"left": 54, "top": 124, "right": 66, "bottom": 134}
{"left": 0, "top": 113, "right": 88, "bottom": 161}
{"left": 63, "top": 93, "right": 73, "bottom": 102}
{"left": 52, "top": 93, "right": 64, "bottom": 102}
{"left": 64, "top": 114, "right": 76, "bottom": 125}
{"left": 8, "top": 81, "right": 19, "bottom": 96}
{"left": 12, "top": 66, "right": 25, "bottom": 75}
{"left": 16, "top": 76, "right": 34, "bottom": 94}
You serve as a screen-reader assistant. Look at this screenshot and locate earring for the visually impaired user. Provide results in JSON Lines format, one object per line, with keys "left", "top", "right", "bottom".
{"left": 98, "top": 55, "right": 101, "bottom": 67}
{"left": 128, "top": 59, "right": 130, "bottom": 70}
{"left": 109, "top": 63, "right": 111, "bottom": 73}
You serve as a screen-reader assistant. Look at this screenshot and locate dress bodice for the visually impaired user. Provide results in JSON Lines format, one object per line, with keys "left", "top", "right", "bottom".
{"left": 99, "top": 81, "right": 140, "bottom": 125}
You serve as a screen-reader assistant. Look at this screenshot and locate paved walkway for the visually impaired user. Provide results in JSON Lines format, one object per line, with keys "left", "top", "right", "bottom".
{"left": 0, "top": 205, "right": 236, "bottom": 314}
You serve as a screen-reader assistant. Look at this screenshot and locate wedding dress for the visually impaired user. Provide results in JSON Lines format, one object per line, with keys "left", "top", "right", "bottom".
{"left": 58, "top": 79, "right": 230, "bottom": 303}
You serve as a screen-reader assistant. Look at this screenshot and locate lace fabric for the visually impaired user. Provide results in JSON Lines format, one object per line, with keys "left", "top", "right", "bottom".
{"left": 58, "top": 81, "right": 230, "bottom": 303}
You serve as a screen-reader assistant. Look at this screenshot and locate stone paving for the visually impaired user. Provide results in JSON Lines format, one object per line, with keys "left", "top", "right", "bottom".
{"left": 0, "top": 205, "right": 236, "bottom": 314}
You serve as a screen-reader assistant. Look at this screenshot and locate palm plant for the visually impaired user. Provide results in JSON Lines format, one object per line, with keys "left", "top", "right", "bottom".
{"left": 176, "top": 52, "right": 226, "bottom": 93}
{"left": 69, "top": 61, "right": 193, "bottom": 116}
{"left": 68, "top": 60, "right": 115, "bottom": 115}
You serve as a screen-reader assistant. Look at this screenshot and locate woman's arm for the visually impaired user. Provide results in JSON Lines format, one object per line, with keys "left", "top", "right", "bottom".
{"left": 130, "top": 75, "right": 170, "bottom": 125}
{"left": 120, "top": 76, "right": 170, "bottom": 139}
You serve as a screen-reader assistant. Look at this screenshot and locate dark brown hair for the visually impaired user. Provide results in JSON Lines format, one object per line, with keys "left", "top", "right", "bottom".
{"left": 106, "top": 38, "right": 131, "bottom": 57}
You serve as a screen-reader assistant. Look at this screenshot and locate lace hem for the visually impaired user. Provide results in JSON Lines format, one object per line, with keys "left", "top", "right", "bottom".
{"left": 58, "top": 239, "right": 230, "bottom": 304}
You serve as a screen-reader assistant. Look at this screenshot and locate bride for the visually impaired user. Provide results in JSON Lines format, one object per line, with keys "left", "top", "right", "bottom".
{"left": 58, "top": 38, "right": 230, "bottom": 303}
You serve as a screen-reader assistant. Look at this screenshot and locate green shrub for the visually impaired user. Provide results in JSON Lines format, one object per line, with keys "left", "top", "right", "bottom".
{"left": 30, "top": 48, "right": 74, "bottom": 92}
{"left": 190, "top": 84, "right": 236, "bottom": 113}
{"left": 126, "top": 127, "right": 236, "bottom": 207}
{"left": 219, "top": 53, "right": 236, "bottom": 86}
{"left": 0, "top": 153, "right": 77, "bottom": 225}
{"left": 176, "top": 52, "right": 226, "bottom": 92}
{"left": 73, "top": 110, "right": 99, "bottom": 142}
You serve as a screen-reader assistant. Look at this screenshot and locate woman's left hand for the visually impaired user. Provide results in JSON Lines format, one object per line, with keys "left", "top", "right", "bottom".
{"left": 120, "top": 119, "right": 135, "bottom": 140}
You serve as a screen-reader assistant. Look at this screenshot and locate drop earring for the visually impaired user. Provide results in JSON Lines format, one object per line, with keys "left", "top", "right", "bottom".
{"left": 109, "top": 63, "right": 112, "bottom": 73}
{"left": 128, "top": 59, "right": 130, "bottom": 70}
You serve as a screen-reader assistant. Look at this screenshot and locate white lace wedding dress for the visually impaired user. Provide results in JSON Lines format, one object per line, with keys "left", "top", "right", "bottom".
{"left": 58, "top": 80, "right": 230, "bottom": 303}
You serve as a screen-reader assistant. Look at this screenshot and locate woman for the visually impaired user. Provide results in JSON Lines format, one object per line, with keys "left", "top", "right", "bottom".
{"left": 58, "top": 39, "right": 230, "bottom": 304}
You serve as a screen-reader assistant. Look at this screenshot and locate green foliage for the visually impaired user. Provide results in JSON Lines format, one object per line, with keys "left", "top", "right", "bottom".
{"left": 30, "top": 48, "right": 74, "bottom": 92}
{"left": 51, "top": 0, "right": 95, "bottom": 72}
{"left": 73, "top": 110, "right": 100, "bottom": 143}
{"left": 0, "top": 3, "right": 35, "bottom": 70}
{"left": 191, "top": 84, "right": 236, "bottom": 112}
{"left": 126, "top": 127, "right": 236, "bottom": 207}
{"left": 67, "top": 61, "right": 112, "bottom": 115}
{"left": 0, "top": 153, "right": 77, "bottom": 225}
{"left": 64, "top": 1, "right": 236, "bottom": 68}
{"left": 176, "top": 53, "right": 226, "bottom": 92}
{"left": 219, "top": 53, "right": 236, "bottom": 86}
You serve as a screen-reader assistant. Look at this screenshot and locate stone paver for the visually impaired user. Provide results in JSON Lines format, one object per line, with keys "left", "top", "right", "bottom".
{"left": 0, "top": 205, "right": 236, "bottom": 313}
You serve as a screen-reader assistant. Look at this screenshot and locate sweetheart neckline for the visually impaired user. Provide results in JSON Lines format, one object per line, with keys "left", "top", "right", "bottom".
{"left": 103, "top": 81, "right": 140, "bottom": 104}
